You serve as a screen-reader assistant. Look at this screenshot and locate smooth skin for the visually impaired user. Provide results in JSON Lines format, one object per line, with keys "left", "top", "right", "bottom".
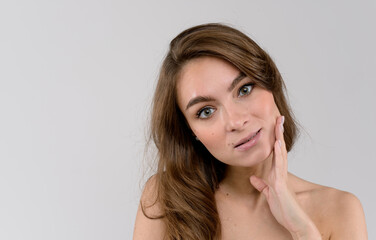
{"left": 133, "top": 57, "right": 367, "bottom": 239}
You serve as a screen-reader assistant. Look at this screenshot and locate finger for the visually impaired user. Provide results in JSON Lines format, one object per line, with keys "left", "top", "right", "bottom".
{"left": 275, "top": 115, "right": 285, "bottom": 146}
{"left": 274, "top": 116, "right": 287, "bottom": 172}
{"left": 272, "top": 138, "right": 285, "bottom": 176}
{"left": 250, "top": 175, "right": 269, "bottom": 198}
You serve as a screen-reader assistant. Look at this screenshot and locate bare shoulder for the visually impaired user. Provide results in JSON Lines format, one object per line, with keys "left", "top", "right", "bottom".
{"left": 289, "top": 173, "right": 368, "bottom": 239}
{"left": 323, "top": 187, "right": 367, "bottom": 239}
{"left": 133, "top": 175, "right": 166, "bottom": 240}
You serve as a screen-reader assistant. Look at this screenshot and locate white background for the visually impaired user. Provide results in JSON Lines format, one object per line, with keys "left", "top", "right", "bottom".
{"left": 0, "top": 0, "right": 375, "bottom": 239}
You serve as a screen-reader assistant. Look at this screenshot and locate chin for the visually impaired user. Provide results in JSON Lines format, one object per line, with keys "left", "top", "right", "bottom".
{"left": 228, "top": 145, "right": 273, "bottom": 168}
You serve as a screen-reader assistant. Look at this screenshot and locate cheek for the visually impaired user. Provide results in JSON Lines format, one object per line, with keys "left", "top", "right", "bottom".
{"left": 199, "top": 133, "right": 229, "bottom": 160}
{"left": 251, "top": 92, "right": 280, "bottom": 145}
{"left": 192, "top": 125, "right": 225, "bottom": 152}
{"left": 195, "top": 129, "right": 218, "bottom": 147}
{"left": 252, "top": 91, "right": 280, "bottom": 122}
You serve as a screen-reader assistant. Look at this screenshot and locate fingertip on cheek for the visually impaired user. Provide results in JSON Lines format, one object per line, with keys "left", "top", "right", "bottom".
{"left": 273, "top": 140, "right": 281, "bottom": 151}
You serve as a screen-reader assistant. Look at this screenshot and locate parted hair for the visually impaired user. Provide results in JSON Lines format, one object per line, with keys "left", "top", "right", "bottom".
{"left": 142, "top": 23, "right": 298, "bottom": 240}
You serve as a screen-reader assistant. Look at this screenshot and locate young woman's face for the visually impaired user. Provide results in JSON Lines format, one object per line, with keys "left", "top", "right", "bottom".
{"left": 177, "top": 57, "right": 281, "bottom": 167}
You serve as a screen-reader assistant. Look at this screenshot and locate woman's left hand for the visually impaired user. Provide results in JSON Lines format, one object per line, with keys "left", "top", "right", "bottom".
{"left": 250, "top": 116, "right": 321, "bottom": 240}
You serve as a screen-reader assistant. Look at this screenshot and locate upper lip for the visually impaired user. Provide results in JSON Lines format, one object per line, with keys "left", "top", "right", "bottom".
{"left": 234, "top": 129, "right": 261, "bottom": 148}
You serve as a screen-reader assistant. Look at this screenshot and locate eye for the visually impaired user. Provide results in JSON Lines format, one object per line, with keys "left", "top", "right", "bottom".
{"left": 197, "top": 107, "right": 215, "bottom": 119}
{"left": 238, "top": 83, "right": 254, "bottom": 97}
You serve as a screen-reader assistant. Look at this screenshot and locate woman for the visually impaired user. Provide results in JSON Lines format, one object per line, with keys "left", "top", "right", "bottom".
{"left": 133, "top": 23, "right": 367, "bottom": 239}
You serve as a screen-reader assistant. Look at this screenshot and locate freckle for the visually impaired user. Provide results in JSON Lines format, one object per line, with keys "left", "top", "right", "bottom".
{"left": 226, "top": 193, "right": 229, "bottom": 196}
{"left": 211, "top": 132, "right": 214, "bottom": 135}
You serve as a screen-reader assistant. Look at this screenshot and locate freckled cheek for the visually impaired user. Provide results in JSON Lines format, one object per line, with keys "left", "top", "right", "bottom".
{"left": 199, "top": 132, "right": 229, "bottom": 160}
{"left": 193, "top": 128, "right": 223, "bottom": 150}
{"left": 199, "top": 132, "right": 220, "bottom": 148}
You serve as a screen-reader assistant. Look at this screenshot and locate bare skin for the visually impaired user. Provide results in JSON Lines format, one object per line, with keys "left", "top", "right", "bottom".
{"left": 133, "top": 57, "right": 367, "bottom": 239}
{"left": 216, "top": 170, "right": 367, "bottom": 239}
{"left": 134, "top": 171, "right": 367, "bottom": 239}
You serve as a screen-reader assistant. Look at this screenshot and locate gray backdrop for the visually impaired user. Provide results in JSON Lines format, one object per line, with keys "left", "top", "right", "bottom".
{"left": 0, "top": 0, "right": 375, "bottom": 239}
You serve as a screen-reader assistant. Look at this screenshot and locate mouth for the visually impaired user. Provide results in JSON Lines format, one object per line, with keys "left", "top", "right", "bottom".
{"left": 234, "top": 129, "right": 262, "bottom": 148}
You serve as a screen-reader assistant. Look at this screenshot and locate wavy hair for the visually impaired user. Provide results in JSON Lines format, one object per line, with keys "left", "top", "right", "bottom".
{"left": 142, "top": 23, "right": 298, "bottom": 240}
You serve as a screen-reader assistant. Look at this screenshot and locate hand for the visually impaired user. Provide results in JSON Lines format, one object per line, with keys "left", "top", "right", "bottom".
{"left": 250, "top": 116, "right": 321, "bottom": 239}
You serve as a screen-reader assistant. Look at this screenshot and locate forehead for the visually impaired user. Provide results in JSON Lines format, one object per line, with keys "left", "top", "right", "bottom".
{"left": 177, "top": 57, "right": 239, "bottom": 106}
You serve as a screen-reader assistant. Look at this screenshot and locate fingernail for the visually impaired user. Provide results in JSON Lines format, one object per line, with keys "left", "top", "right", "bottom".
{"left": 280, "top": 116, "right": 285, "bottom": 133}
{"left": 278, "top": 140, "right": 282, "bottom": 147}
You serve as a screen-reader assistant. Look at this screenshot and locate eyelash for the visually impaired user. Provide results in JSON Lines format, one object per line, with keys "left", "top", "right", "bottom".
{"left": 238, "top": 82, "right": 254, "bottom": 97}
{"left": 195, "top": 82, "right": 255, "bottom": 119}
{"left": 196, "top": 106, "right": 215, "bottom": 119}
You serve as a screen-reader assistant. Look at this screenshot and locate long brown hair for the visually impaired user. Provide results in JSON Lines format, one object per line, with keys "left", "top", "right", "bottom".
{"left": 143, "top": 23, "right": 298, "bottom": 240}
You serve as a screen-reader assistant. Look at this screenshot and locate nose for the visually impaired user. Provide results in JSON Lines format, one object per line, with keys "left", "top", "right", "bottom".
{"left": 224, "top": 103, "right": 249, "bottom": 132}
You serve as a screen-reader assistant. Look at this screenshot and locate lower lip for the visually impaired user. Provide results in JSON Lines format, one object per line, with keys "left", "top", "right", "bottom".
{"left": 235, "top": 129, "right": 262, "bottom": 151}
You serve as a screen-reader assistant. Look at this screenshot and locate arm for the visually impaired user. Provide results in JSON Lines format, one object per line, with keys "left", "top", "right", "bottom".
{"left": 133, "top": 177, "right": 166, "bottom": 240}
{"left": 250, "top": 116, "right": 322, "bottom": 239}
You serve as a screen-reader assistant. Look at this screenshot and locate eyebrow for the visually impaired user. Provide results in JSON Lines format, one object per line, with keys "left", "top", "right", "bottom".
{"left": 227, "top": 72, "right": 246, "bottom": 92}
{"left": 185, "top": 96, "right": 215, "bottom": 110}
{"left": 185, "top": 72, "right": 247, "bottom": 110}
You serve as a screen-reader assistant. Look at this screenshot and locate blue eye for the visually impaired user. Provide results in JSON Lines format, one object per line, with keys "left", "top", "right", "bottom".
{"left": 239, "top": 84, "right": 254, "bottom": 97}
{"left": 197, "top": 107, "right": 215, "bottom": 119}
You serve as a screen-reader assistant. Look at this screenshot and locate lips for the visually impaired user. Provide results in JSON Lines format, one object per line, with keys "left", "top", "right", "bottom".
{"left": 234, "top": 129, "right": 261, "bottom": 148}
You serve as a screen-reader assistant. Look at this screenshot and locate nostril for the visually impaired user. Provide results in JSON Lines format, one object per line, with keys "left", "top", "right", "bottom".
{"left": 226, "top": 118, "right": 248, "bottom": 132}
